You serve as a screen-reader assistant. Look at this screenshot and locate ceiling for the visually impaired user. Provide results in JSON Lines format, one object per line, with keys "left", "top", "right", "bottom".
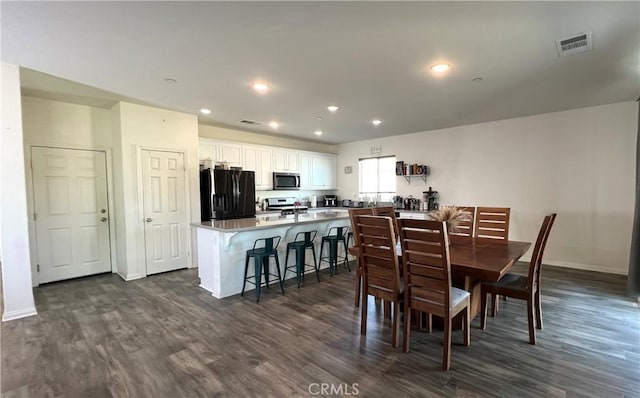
{"left": 2, "top": 2, "right": 639, "bottom": 144}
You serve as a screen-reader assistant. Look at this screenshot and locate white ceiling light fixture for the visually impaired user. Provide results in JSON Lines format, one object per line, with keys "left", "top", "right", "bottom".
{"left": 327, "top": 105, "right": 339, "bottom": 112}
{"left": 200, "top": 108, "right": 211, "bottom": 115}
{"left": 372, "top": 119, "right": 382, "bottom": 126}
{"left": 430, "top": 63, "right": 451, "bottom": 73}
{"left": 314, "top": 130, "right": 323, "bottom": 136}
{"left": 269, "top": 121, "right": 279, "bottom": 129}
{"left": 252, "top": 82, "right": 270, "bottom": 93}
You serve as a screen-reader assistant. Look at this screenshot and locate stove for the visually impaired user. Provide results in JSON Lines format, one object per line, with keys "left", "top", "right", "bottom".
{"left": 266, "top": 197, "right": 308, "bottom": 215}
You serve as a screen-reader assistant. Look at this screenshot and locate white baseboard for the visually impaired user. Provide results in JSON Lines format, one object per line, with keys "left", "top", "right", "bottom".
{"left": 2, "top": 307, "right": 37, "bottom": 322}
{"left": 520, "top": 256, "right": 628, "bottom": 276}
{"left": 116, "top": 271, "right": 146, "bottom": 281}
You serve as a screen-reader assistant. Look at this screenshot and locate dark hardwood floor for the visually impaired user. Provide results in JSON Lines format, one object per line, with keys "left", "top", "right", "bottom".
{"left": 2, "top": 263, "right": 638, "bottom": 397}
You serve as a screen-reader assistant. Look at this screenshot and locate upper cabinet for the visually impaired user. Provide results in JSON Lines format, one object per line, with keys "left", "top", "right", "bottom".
{"left": 219, "top": 143, "right": 243, "bottom": 167}
{"left": 199, "top": 138, "right": 335, "bottom": 191}
{"left": 242, "top": 145, "right": 273, "bottom": 190}
{"left": 273, "top": 149, "right": 299, "bottom": 172}
{"left": 257, "top": 147, "right": 274, "bottom": 190}
{"left": 199, "top": 141, "right": 220, "bottom": 163}
{"left": 300, "top": 152, "right": 337, "bottom": 190}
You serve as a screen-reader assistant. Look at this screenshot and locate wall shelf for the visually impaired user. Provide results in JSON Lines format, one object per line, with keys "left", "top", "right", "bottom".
{"left": 396, "top": 161, "right": 428, "bottom": 184}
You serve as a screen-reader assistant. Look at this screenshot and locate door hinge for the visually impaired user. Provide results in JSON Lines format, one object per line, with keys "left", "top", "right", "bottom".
{"left": 37, "top": 264, "right": 40, "bottom": 272}
{"left": 33, "top": 213, "right": 37, "bottom": 221}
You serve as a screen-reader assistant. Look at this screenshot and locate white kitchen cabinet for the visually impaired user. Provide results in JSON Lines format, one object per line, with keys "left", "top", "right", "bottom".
{"left": 199, "top": 139, "right": 335, "bottom": 191}
{"left": 257, "top": 148, "right": 273, "bottom": 190}
{"left": 219, "top": 143, "right": 243, "bottom": 167}
{"left": 242, "top": 145, "right": 273, "bottom": 190}
{"left": 299, "top": 153, "right": 313, "bottom": 189}
{"left": 273, "top": 149, "right": 299, "bottom": 172}
{"left": 199, "top": 141, "right": 219, "bottom": 163}
{"left": 300, "top": 152, "right": 337, "bottom": 190}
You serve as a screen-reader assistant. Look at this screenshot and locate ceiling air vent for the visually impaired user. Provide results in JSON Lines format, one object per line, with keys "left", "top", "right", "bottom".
{"left": 556, "top": 32, "right": 592, "bottom": 56}
{"left": 240, "top": 120, "right": 261, "bottom": 125}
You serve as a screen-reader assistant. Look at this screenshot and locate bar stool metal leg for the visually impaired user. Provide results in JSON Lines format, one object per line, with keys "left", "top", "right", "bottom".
{"left": 295, "top": 246, "right": 305, "bottom": 288}
{"left": 254, "top": 256, "right": 262, "bottom": 302}
{"left": 242, "top": 253, "right": 250, "bottom": 296}
{"left": 274, "top": 253, "right": 285, "bottom": 295}
{"left": 311, "top": 245, "right": 320, "bottom": 282}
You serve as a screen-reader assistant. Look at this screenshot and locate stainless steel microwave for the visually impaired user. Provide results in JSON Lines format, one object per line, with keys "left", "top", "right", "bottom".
{"left": 273, "top": 172, "right": 301, "bottom": 190}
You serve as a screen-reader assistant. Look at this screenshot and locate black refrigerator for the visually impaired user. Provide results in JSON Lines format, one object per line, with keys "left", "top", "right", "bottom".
{"left": 200, "top": 169, "right": 256, "bottom": 221}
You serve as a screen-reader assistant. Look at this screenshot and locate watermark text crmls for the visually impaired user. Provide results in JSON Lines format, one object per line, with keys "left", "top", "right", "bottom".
{"left": 308, "top": 383, "right": 359, "bottom": 396}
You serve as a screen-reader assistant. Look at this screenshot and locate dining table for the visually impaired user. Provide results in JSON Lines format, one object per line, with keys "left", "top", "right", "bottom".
{"left": 349, "top": 235, "right": 532, "bottom": 322}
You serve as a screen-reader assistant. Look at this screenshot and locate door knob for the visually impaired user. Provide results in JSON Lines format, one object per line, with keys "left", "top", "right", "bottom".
{"left": 146, "top": 218, "right": 152, "bottom": 222}
{"left": 100, "top": 217, "right": 107, "bottom": 222}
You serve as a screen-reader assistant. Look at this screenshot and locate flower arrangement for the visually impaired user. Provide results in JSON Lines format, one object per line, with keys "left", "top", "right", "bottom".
{"left": 428, "top": 205, "right": 471, "bottom": 232}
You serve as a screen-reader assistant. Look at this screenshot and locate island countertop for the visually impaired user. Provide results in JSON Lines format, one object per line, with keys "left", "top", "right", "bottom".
{"left": 191, "top": 210, "right": 349, "bottom": 232}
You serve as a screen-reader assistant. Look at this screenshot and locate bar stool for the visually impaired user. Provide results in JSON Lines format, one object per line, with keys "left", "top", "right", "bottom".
{"left": 241, "top": 236, "right": 285, "bottom": 302}
{"left": 319, "top": 226, "right": 350, "bottom": 276}
{"left": 284, "top": 230, "right": 320, "bottom": 287}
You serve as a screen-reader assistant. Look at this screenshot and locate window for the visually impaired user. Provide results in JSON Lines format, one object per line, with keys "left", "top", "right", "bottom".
{"left": 359, "top": 156, "right": 396, "bottom": 202}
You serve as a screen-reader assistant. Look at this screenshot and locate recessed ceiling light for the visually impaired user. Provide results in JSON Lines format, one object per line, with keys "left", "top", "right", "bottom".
{"left": 252, "top": 82, "right": 270, "bottom": 92}
{"left": 430, "top": 64, "right": 451, "bottom": 73}
{"left": 314, "top": 130, "right": 323, "bottom": 136}
{"left": 316, "top": 116, "right": 323, "bottom": 120}
{"left": 200, "top": 108, "right": 211, "bottom": 115}
{"left": 327, "top": 105, "right": 339, "bottom": 112}
{"left": 372, "top": 119, "right": 382, "bottom": 126}
{"left": 269, "top": 121, "right": 279, "bottom": 129}
{"left": 164, "top": 78, "right": 177, "bottom": 84}
{"left": 472, "top": 77, "right": 483, "bottom": 82}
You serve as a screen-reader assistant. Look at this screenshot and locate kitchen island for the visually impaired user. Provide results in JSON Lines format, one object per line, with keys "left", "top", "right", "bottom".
{"left": 192, "top": 210, "right": 350, "bottom": 298}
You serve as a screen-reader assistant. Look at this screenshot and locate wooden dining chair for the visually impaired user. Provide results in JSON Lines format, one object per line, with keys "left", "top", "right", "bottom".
{"left": 449, "top": 206, "right": 476, "bottom": 239}
{"left": 398, "top": 219, "right": 470, "bottom": 370}
{"left": 373, "top": 206, "right": 399, "bottom": 319}
{"left": 355, "top": 215, "right": 403, "bottom": 348}
{"left": 348, "top": 208, "right": 375, "bottom": 307}
{"left": 480, "top": 213, "right": 557, "bottom": 345}
{"left": 475, "top": 207, "right": 510, "bottom": 240}
{"left": 475, "top": 206, "right": 511, "bottom": 314}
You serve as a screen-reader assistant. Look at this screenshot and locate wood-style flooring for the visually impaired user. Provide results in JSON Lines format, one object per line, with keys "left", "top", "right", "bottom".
{"left": 2, "top": 263, "right": 639, "bottom": 397}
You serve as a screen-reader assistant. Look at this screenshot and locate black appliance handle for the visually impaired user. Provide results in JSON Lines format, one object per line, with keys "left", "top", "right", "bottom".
{"left": 233, "top": 173, "right": 239, "bottom": 211}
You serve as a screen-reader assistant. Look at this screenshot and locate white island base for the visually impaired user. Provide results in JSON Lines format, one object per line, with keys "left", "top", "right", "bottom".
{"left": 193, "top": 211, "right": 351, "bottom": 298}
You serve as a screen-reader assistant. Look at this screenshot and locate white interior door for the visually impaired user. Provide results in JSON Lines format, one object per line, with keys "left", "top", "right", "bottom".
{"left": 141, "top": 150, "right": 188, "bottom": 275}
{"left": 31, "top": 147, "right": 111, "bottom": 283}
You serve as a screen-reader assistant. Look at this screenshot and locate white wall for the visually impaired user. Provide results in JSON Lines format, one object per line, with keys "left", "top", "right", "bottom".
{"left": 21, "top": 96, "right": 112, "bottom": 147}
{"left": 0, "top": 63, "right": 37, "bottom": 321}
{"left": 199, "top": 124, "right": 336, "bottom": 153}
{"left": 337, "top": 102, "right": 637, "bottom": 275}
{"left": 21, "top": 96, "right": 116, "bottom": 284}
{"left": 20, "top": 97, "right": 200, "bottom": 281}
{"left": 115, "top": 102, "right": 200, "bottom": 279}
